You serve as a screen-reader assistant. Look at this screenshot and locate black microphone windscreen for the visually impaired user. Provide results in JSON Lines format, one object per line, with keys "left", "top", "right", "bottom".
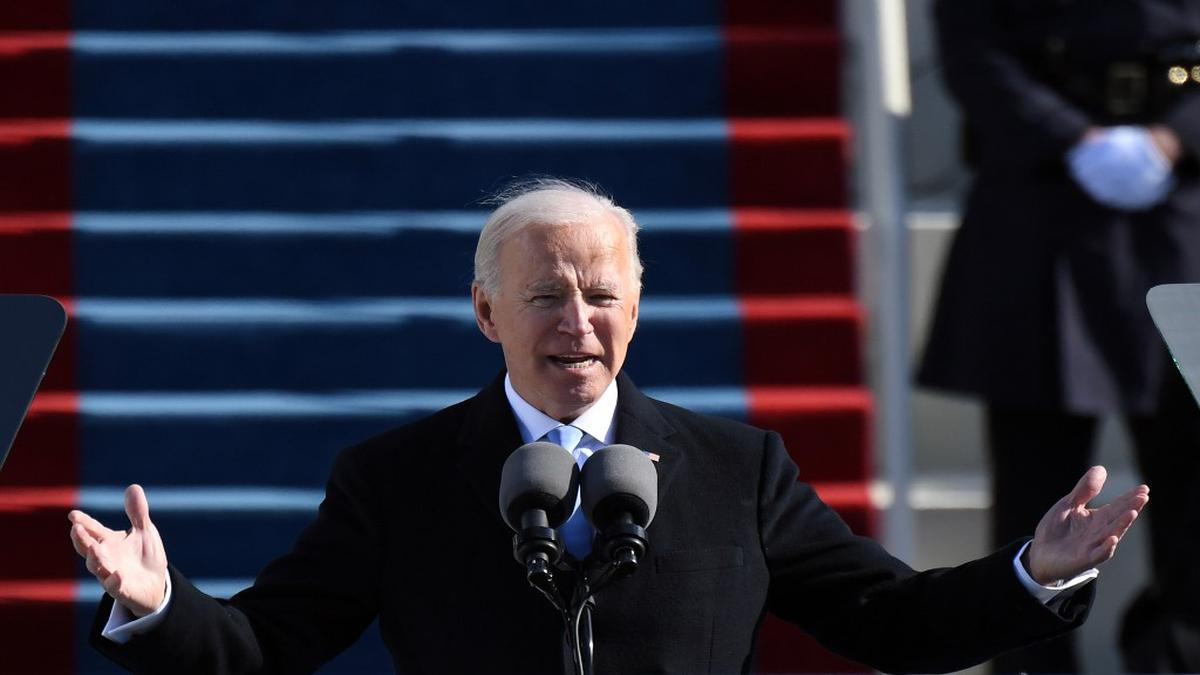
{"left": 581, "top": 444, "right": 658, "bottom": 530}
{"left": 499, "top": 441, "right": 580, "bottom": 531}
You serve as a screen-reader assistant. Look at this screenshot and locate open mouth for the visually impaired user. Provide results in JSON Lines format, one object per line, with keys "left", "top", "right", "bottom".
{"left": 549, "top": 354, "right": 600, "bottom": 369}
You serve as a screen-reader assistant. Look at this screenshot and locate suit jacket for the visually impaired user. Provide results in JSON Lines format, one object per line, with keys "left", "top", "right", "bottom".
{"left": 91, "top": 372, "right": 1090, "bottom": 673}
{"left": 919, "top": 0, "right": 1200, "bottom": 414}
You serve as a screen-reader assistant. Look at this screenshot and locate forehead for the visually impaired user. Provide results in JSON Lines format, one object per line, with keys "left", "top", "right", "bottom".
{"left": 502, "top": 216, "right": 630, "bottom": 273}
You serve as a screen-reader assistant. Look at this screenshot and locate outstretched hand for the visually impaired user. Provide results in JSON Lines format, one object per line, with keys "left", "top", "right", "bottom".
{"left": 68, "top": 484, "right": 168, "bottom": 617}
{"left": 1027, "top": 466, "right": 1149, "bottom": 585}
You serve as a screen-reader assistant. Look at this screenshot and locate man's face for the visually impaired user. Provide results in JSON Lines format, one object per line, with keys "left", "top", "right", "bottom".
{"left": 472, "top": 213, "right": 640, "bottom": 422}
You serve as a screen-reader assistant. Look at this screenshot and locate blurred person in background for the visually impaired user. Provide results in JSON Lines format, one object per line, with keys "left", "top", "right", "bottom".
{"left": 919, "top": 0, "right": 1200, "bottom": 672}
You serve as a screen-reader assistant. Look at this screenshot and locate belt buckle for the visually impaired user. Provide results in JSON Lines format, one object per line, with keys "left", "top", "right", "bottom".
{"left": 1106, "top": 62, "right": 1147, "bottom": 116}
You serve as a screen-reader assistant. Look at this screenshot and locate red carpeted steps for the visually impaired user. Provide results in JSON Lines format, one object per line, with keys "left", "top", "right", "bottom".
{"left": 0, "top": 10, "right": 77, "bottom": 673}
{"left": 724, "top": 4, "right": 870, "bottom": 673}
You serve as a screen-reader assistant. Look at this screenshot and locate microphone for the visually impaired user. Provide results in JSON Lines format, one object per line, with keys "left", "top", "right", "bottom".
{"left": 499, "top": 442, "right": 580, "bottom": 589}
{"left": 581, "top": 444, "right": 657, "bottom": 574}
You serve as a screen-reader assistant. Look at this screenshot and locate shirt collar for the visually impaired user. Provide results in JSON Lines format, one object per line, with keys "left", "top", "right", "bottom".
{"left": 504, "top": 374, "right": 618, "bottom": 445}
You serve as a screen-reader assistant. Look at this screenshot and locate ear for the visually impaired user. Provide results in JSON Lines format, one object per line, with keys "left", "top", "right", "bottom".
{"left": 472, "top": 283, "right": 502, "bottom": 343}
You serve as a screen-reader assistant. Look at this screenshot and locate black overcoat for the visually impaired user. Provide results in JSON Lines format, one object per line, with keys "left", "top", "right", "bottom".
{"left": 90, "top": 373, "right": 1088, "bottom": 673}
{"left": 919, "top": 0, "right": 1200, "bottom": 413}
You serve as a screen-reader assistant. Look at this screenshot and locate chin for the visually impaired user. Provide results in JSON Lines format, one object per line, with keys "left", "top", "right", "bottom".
{"left": 552, "top": 380, "right": 605, "bottom": 415}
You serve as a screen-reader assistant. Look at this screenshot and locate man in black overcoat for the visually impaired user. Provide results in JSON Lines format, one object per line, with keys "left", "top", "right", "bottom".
{"left": 71, "top": 180, "right": 1149, "bottom": 673}
{"left": 919, "top": 1, "right": 1200, "bottom": 671}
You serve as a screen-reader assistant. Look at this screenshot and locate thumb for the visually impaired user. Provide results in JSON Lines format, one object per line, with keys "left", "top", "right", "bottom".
{"left": 1066, "top": 466, "right": 1107, "bottom": 508}
{"left": 125, "top": 484, "right": 152, "bottom": 530}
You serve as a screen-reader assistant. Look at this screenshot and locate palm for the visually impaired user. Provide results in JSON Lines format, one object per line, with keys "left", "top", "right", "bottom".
{"left": 68, "top": 484, "right": 168, "bottom": 616}
{"left": 1028, "top": 466, "right": 1149, "bottom": 585}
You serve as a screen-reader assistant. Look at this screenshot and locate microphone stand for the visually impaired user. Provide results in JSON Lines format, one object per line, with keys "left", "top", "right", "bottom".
{"left": 562, "top": 519, "right": 649, "bottom": 675}
{"left": 515, "top": 517, "right": 647, "bottom": 675}
{"left": 566, "top": 575, "right": 594, "bottom": 675}
{"left": 511, "top": 525, "right": 590, "bottom": 675}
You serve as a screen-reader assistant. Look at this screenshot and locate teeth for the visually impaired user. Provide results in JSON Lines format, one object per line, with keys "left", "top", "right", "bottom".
{"left": 553, "top": 355, "right": 594, "bottom": 366}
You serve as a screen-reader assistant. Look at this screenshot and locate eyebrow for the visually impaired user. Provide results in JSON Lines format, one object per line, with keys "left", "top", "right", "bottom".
{"left": 524, "top": 281, "right": 565, "bottom": 293}
{"left": 523, "top": 280, "right": 621, "bottom": 295}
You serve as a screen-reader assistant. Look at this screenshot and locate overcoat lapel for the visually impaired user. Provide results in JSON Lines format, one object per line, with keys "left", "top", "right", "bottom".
{"left": 456, "top": 372, "right": 525, "bottom": 528}
{"left": 613, "top": 373, "right": 684, "bottom": 512}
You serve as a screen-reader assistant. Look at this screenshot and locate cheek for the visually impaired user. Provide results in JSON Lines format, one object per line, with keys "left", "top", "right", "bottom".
{"left": 597, "top": 316, "right": 636, "bottom": 351}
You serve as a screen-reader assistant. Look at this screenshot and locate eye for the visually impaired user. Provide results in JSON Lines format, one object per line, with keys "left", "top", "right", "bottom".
{"left": 529, "top": 294, "right": 558, "bottom": 307}
{"left": 590, "top": 293, "right": 618, "bottom": 306}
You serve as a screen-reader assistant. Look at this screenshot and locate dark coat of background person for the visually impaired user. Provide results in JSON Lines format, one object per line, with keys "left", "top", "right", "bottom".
{"left": 89, "top": 374, "right": 1089, "bottom": 674}
{"left": 919, "top": 0, "right": 1200, "bottom": 671}
{"left": 920, "top": 0, "right": 1200, "bottom": 413}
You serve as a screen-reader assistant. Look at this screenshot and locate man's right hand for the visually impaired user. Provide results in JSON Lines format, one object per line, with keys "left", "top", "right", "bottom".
{"left": 68, "top": 484, "right": 168, "bottom": 617}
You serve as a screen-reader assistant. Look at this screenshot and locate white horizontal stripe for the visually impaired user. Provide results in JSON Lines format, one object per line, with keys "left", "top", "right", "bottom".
{"left": 71, "top": 118, "right": 727, "bottom": 144}
{"left": 870, "top": 476, "right": 989, "bottom": 510}
{"left": 74, "top": 387, "right": 749, "bottom": 418}
{"left": 71, "top": 209, "right": 734, "bottom": 235}
{"left": 76, "top": 578, "right": 254, "bottom": 601}
{"left": 637, "top": 209, "right": 732, "bottom": 231}
{"left": 907, "top": 211, "right": 960, "bottom": 231}
{"left": 194, "top": 578, "right": 256, "bottom": 599}
{"left": 74, "top": 211, "right": 488, "bottom": 235}
{"left": 78, "top": 487, "right": 323, "bottom": 512}
{"left": 639, "top": 297, "right": 739, "bottom": 319}
{"left": 75, "top": 297, "right": 476, "bottom": 323}
{"left": 72, "top": 296, "right": 740, "bottom": 324}
{"left": 73, "top": 28, "right": 719, "bottom": 55}
{"left": 643, "top": 387, "right": 747, "bottom": 413}
{"left": 80, "top": 389, "right": 475, "bottom": 417}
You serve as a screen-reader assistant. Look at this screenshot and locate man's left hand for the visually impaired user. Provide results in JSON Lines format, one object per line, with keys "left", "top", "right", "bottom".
{"left": 1027, "top": 466, "right": 1149, "bottom": 585}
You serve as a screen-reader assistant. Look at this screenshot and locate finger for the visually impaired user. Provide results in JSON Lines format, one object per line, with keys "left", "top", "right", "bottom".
{"left": 101, "top": 569, "right": 124, "bottom": 600}
{"left": 87, "top": 541, "right": 115, "bottom": 578}
{"left": 70, "top": 523, "right": 98, "bottom": 558}
{"left": 1093, "top": 484, "right": 1150, "bottom": 521}
{"left": 84, "top": 550, "right": 109, "bottom": 582}
{"left": 1088, "top": 535, "right": 1120, "bottom": 567}
{"left": 1106, "top": 508, "right": 1141, "bottom": 542}
{"left": 1066, "top": 465, "right": 1107, "bottom": 508}
{"left": 125, "top": 484, "right": 152, "bottom": 531}
{"left": 1107, "top": 488, "right": 1150, "bottom": 522}
{"left": 1097, "top": 506, "right": 1137, "bottom": 539}
{"left": 67, "top": 509, "right": 116, "bottom": 543}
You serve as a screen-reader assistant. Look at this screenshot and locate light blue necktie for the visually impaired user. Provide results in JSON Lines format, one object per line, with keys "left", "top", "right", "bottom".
{"left": 545, "top": 424, "right": 592, "bottom": 559}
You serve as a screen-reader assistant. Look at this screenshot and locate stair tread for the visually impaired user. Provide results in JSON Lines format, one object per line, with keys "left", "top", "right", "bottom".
{"left": 3, "top": 479, "right": 874, "bottom": 511}
{"left": 29, "top": 384, "right": 872, "bottom": 412}
{"left": 0, "top": 208, "right": 854, "bottom": 233}
{"left": 1, "top": 116, "right": 851, "bottom": 141}
{"left": 1, "top": 119, "right": 850, "bottom": 211}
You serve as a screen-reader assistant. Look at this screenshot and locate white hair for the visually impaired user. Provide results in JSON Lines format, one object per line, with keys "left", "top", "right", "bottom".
{"left": 473, "top": 177, "right": 644, "bottom": 297}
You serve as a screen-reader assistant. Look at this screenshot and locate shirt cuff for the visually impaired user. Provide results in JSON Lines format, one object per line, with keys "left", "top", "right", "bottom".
{"left": 1012, "top": 540, "right": 1098, "bottom": 604}
{"left": 100, "top": 573, "right": 173, "bottom": 644}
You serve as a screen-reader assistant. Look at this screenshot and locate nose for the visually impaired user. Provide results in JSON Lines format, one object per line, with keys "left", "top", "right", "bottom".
{"left": 558, "top": 294, "right": 594, "bottom": 337}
